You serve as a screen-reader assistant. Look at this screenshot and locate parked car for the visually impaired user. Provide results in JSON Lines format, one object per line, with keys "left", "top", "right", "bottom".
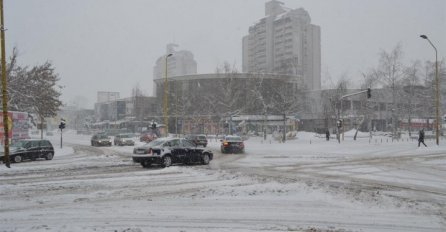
{"left": 132, "top": 137, "right": 213, "bottom": 168}
{"left": 140, "top": 131, "right": 158, "bottom": 143}
{"left": 221, "top": 135, "right": 245, "bottom": 154}
{"left": 114, "top": 133, "right": 135, "bottom": 146}
{"left": 185, "top": 134, "right": 208, "bottom": 147}
{"left": 91, "top": 134, "right": 112, "bottom": 146}
{"left": 0, "top": 139, "right": 54, "bottom": 163}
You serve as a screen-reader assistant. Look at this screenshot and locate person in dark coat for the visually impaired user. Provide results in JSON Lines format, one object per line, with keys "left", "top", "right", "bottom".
{"left": 418, "top": 128, "right": 427, "bottom": 147}
{"left": 326, "top": 129, "right": 330, "bottom": 141}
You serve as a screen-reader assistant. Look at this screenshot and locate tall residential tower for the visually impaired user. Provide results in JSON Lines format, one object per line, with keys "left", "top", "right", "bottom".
{"left": 153, "top": 44, "right": 197, "bottom": 81}
{"left": 242, "top": 0, "right": 321, "bottom": 90}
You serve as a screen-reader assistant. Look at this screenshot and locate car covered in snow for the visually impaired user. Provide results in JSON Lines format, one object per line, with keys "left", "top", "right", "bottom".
{"left": 132, "top": 137, "right": 213, "bottom": 168}
{"left": 220, "top": 135, "right": 245, "bottom": 154}
{"left": 113, "top": 133, "right": 135, "bottom": 146}
{"left": 0, "top": 139, "right": 54, "bottom": 163}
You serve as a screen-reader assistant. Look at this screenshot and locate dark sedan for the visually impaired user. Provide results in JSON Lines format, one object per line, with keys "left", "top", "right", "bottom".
{"left": 91, "top": 134, "right": 112, "bottom": 147}
{"left": 132, "top": 138, "right": 213, "bottom": 168}
{"left": 221, "top": 135, "right": 245, "bottom": 154}
{"left": 0, "top": 139, "right": 54, "bottom": 163}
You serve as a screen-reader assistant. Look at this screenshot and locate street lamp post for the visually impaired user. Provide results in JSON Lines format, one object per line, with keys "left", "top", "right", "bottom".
{"left": 420, "top": 35, "right": 440, "bottom": 145}
{"left": 163, "top": 53, "right": 173, "bottom": 137}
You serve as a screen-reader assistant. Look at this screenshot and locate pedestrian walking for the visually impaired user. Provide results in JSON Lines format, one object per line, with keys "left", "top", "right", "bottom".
{"left": 418, "top": 128, "right": 427, "bottom": 147}
{"left": 325, "top": 129, "right": 330, "bottom": 141}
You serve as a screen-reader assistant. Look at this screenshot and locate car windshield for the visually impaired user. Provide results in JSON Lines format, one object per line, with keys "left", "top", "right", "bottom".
{"left": 98, "top": 135, "right": 109, "bottom": 139}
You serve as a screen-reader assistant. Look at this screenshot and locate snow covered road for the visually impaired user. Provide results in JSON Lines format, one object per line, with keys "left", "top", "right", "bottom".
{"left": 0, "top": 131, "right": 445, "bottom": 231}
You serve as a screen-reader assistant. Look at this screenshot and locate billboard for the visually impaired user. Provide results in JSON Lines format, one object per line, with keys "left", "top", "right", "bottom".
{"left": 0, "top": 111, "right": 31, "bottom": 144}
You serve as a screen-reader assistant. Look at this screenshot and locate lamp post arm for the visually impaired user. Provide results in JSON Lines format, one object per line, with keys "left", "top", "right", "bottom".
{"left": 426, "top": 38, "right": 438, "bottom": 57}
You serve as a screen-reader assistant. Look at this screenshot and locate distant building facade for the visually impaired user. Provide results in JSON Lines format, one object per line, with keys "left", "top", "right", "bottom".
{"left": 299, "top": 88, "right": 432, "bottom": 134}
{"left": 242, "top": 0, "right": 321, "bottom": 90}
{"left": 94, "top": 96, "right": 159, "bottom": 123}
{"left": 97, "top": 91, "right": 120, "bottom": 103}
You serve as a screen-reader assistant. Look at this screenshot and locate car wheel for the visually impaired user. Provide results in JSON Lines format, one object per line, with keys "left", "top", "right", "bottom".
{"left": 141, "top": 160, "right": 151, "bottom": 168}
{"left": 162, "top": 156, "right": 172, "bottom": 168}
{"left": 13, "top": 155, "right": 22, "bottom": 163}
{"left": 202, "top": 153, "right": 210, "bottom": 165}
{"left": 45, "top": 152, "right": 54, "bottom": 160}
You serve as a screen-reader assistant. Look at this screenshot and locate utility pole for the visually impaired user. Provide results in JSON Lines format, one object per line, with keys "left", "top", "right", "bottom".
{"left": 282, "top": 113, "right": 286, "bottom": 143}
{"left": 0, "top": 0, "right": 10, "bottom": 168}
{"left": 229, "top": 114, "right": 232, "bottom": 135}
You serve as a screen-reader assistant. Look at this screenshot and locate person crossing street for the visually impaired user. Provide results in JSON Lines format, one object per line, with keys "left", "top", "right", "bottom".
{"left": 418, "top": 128, "right": 427, "bottom": 147}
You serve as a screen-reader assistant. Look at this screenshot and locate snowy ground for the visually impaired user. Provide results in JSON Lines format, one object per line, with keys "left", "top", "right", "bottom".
{"left": 0, "top": 130, "right": 445, "bottom": 232}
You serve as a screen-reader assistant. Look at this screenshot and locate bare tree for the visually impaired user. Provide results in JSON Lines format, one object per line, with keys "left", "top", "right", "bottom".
{"left": 401, "top": 60, "right": 423, "bottom": 136}
{"left": 131, "top": 84, "right": 145, "bottom": 121}
{"left": 375, "top": 43, "right": 405, "bottom": 136}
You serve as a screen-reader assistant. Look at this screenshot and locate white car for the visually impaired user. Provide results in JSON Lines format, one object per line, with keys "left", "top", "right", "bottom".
{"left": 114, "top": 133, "right": 135, "bottom": 146}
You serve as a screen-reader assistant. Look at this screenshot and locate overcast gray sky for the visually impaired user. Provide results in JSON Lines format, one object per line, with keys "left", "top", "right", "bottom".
{"left": 5, "top": 0, "right": 446, "bottom": 109}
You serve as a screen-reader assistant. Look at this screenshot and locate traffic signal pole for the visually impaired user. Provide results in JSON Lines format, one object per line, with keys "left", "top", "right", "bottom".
{"left": 59, "top": 119, "right": 65, "bottom": 148}
{"left": 60, "top": 128, "right": 63, "bottom": 149}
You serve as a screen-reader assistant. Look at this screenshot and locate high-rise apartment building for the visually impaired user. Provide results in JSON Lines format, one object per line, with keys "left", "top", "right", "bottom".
{"left": 153, "top": 44, "right": 197, "bottom": 81}
{"left": 242, "top": 0, "right": 321, "bottom": 90}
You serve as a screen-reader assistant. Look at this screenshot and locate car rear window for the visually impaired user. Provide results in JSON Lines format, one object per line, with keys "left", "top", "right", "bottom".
{"left": 40, "top": 140, "right": 52, "bottom": 146}
{"left": 225, "top": 136, "right": 242, "bottom": 142}
{"left": 11, "top": 140, "right": 28, "bottom": 148}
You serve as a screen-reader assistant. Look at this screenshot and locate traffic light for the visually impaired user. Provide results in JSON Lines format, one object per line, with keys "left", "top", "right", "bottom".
{"left": 367, "top": 88, "right": 371, "bottom": 98}
{"left": 59, "top": 118, "right": 66, "bottom": 130}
